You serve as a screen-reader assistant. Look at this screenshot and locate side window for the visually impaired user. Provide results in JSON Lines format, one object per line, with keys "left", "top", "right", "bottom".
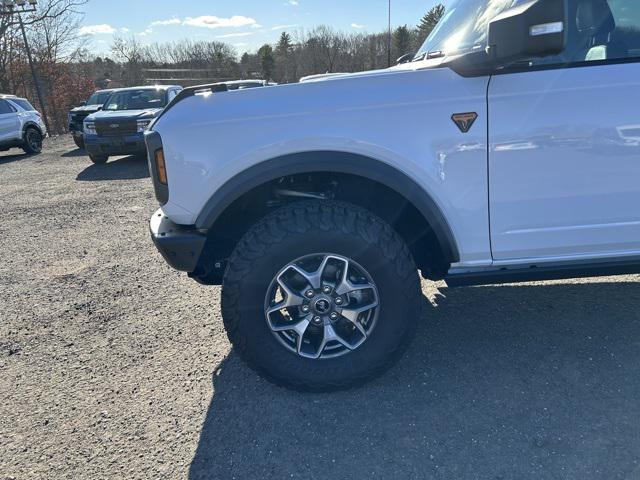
{"left": 607, "top": 0, "right": 640, "bottom": 58}
{"left": 0, "top": 100, "right": 16, "bottom": 114}
{"left": 531, "top": 0, "right": 640, "bottom": 66}
{"left": 167, "top": 89, "right": 178, "bottom": 102}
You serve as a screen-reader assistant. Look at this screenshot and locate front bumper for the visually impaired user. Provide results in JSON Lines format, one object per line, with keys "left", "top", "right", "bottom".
{"left": 150, "top": 209, "right": 207, "bottom": 272}
{"left": 85, "top": 133, "right": 146, "bottom": 156}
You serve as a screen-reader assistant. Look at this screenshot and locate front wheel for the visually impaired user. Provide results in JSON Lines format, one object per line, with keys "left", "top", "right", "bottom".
{"left": 221, "top": 201, "right": 421, "bottom": 391}
{"left": 73, "top": 135, "right": 85, "bottom": 149}
{"left": 22, "top": 127, "right": 43, "bottom": 154}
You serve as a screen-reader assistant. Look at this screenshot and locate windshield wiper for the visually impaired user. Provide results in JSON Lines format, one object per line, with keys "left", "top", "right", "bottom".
{"left": 413, "top": 50, "right": 446, "bottom": 62}
{"left": 412, "top": 52, "right": 427, "bottom": 62}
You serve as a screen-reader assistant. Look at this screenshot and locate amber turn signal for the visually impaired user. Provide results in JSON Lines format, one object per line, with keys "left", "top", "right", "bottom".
{"left": 155, "top": 149, "right": 168, "bottom": 185}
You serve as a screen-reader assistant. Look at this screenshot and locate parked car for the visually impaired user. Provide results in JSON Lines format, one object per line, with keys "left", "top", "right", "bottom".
{"left": 145, "top": 0, "right": 640, "bottom": 391}
{"left": 83, "top": 85, "right": 182, "bottom": 164}
{"left": 68, "top": 89, "right": 115, "bottom": 149}
{"left": 0, "top": 94, "right": 47, "bottom": 155}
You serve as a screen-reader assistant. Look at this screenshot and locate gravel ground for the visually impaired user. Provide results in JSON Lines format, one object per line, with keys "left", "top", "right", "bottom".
{"left": 1, "top": 136, "right": 640, "bottom": 480}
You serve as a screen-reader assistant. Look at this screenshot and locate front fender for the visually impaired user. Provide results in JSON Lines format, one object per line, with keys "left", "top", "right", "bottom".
{"left": 154, "top": 68, "right": 492, "bottom": 265}
{"left": 194, "top": 150, "right": 460, "bottom": 264}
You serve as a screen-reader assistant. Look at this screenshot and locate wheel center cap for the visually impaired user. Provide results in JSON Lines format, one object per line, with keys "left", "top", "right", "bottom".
{"left": 314, "top": 298, "right": 331, "bottom": 314}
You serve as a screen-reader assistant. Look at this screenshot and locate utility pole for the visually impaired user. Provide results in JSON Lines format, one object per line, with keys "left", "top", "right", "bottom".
{"left": 387, "top": 0, "right": 392, "bottom": 67}
{"left": 0, "top": 0, "right": 50, "bottom": 132}
{"left": 18, "top": 14, "right": 50, "bottom": 132}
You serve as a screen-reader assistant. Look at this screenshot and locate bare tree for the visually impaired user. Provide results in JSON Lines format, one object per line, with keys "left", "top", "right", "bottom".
{"left": 0, "top": 0, "right": 86, "bottom": 42}
{"left": 0, "top": 0, "right": 90, "bottom": 133}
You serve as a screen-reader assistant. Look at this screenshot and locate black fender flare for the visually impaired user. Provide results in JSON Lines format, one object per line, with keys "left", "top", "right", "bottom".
{"left": 195, "top": 151, "right": 460, "bottom": 264}
{"left": 22, "top": 121, "right": 43, "bottom": 137}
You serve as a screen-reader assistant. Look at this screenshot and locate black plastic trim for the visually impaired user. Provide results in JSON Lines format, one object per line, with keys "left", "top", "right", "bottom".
{"left": 447, "top": 47, "right": 640, "bottom": 78}
{"left": 144, "top": 131, "right": 168, "bottom": 205}
{"left": 150, "top": 210, "right": 206, "bottom": 273}
{"left": 195, "top": 151, "right": 460, "bottom": 264}
{"left": 446, "top": 258, "right": 640, "bottom": 287}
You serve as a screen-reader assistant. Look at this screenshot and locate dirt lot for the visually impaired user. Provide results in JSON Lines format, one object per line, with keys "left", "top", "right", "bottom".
{"left": 1, "top": 136, "right": 640, "bottom": 480}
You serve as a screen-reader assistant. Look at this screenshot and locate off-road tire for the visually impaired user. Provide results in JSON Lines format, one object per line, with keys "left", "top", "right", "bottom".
{"left": 221, "top": 200, "right": 421, "bottom": 392}
{"left": 89, "top": 154, "right": 108, "bottom": 164}
{"left": 21, "top": 127, "right": 43, "bottom": 155}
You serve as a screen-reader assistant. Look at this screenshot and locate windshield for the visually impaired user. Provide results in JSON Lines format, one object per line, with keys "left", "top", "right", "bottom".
{"left": 103, "top": 89, "right": 167, "bottom": 111}
{"left": 86, "top": 91, "right": 112, "bottom": 106}
{"left": 417, "top": 0, "right": 519, "bottom": 58}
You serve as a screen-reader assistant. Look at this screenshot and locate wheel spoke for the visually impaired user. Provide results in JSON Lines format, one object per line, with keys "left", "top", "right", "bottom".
{"left": 267, "top": 273, "right": 305, "bottom": 316}
{"left": 294, "top": 317, "right": 312, "bottom": 354}
{"left": 334, "top": 259, "right": 376, "bottom": 297}
{"left": 282, "top": 264, "right": 316, "bottom": 289}
{"left": 315, "top": 255, "right": 348, "bottom": 289}
{"left": 270, "top": 315, "right": 311, "bottom": 333}
{"left": 310, "top": 323, "right": 353, "bottom": 359}
{"left": 340, "top": 294, "right": 379, "bottom": 337}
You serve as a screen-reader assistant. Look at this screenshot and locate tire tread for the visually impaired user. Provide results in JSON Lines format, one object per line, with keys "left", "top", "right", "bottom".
{"left": 222, "top": 200, "right": 421, "bottom": 392}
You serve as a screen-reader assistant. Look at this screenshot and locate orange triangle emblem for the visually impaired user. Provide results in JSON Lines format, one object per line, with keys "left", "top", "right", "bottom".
{"left": 452, "top": 112, "right": 478, "bottom": 133}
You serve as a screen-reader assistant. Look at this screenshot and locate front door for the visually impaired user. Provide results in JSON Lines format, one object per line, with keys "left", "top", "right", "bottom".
{"left": 488, "top": 0, "right": 640, "bottom": 262}
{"left": 0, "top": 99, "right": 19, "bottom": 142}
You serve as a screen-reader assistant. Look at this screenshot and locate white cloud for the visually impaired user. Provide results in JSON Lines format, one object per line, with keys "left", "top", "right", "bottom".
{"left": 183, "top": 15, "right": 257, "bottom": 29}
{"left": 351, "top": 23, "right": 365, "bottom": 29}
{"left": 120, "top": 27, "right": 130, "bottom": 33}
{"left": 150, "top": 18, "right": 181, "bottom": 26}
{"left": 79, "top": 24, "right": 116, "bottom": 35}
{"left": 285, "top": 0, "right": 299, "bottom": 5}
{"left": 271, "top": 24, "right": 297, "bottom": 31}
{"left": 138, "top": 28, "right": 153, "bottom": 36}
{"left": 215, "top": 32, "right": 254, "bottom": 39}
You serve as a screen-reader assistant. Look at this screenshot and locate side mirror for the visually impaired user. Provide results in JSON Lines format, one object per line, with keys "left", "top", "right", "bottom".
{"left": 488, "top": 0, "right": 567, "bottom": 65}
{"left": 396, "top": 53, "right": 415, "bottom": 65}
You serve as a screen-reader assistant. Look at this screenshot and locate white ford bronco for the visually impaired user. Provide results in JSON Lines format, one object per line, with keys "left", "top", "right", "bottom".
{"left": 146, "top": 0, "right": 640, "bottom": 390}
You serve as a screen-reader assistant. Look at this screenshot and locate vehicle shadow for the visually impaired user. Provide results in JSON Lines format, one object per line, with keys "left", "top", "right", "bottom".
{"left": 62, "top": 148, "right": 87, "bottom": 158}
{"left": 76, "top": 155, "right": 149, "bottom": 181}
{"left": 189, "top": 280, "right": 640, "bottom": 480}
{"left": 0, "top": 150, "right": 28, "bottom": 165}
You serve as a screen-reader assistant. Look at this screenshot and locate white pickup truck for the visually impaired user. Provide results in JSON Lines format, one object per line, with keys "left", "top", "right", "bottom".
{"left": 145, "top": 0, "right": 640, "bottom": 391}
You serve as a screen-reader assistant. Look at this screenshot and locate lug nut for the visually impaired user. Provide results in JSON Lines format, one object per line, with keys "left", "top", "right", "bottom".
{"left": 322, "top": 285, "right": 332, "bottom": 294}
{"left": 305, "top": 290, "right": 315, "bottom": 298}
{"left": 313, "top": 316, "right": 323, "bottom": 325}
{"left": 301, "top": 305, "right": 310, "bottom": 313}
{"left": 334, "top": 297, "right": 343, "bottom": 305}
{"left": 330, "top": 312, "right": 339, "bottom": 321}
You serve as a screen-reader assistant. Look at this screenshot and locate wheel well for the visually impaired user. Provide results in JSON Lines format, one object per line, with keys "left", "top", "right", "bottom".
{"left": 23, "top": 122, "right": 42, "bottom": 136}
{"left": 192, "top": 171, "right": 452, "bottom": 285}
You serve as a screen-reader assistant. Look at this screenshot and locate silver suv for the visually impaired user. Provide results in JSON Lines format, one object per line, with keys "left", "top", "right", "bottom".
{"left": 0, "top": 94, "right": 47, "bottom": 155}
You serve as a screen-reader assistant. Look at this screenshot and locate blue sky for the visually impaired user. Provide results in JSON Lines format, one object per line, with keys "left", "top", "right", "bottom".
{"left": 80, "top": 0, "right": 443, "bottom": 56}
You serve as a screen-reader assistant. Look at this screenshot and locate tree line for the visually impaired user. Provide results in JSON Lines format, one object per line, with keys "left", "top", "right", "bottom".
{"left": 0, "top": 3, "right": 444, "bottom": 135}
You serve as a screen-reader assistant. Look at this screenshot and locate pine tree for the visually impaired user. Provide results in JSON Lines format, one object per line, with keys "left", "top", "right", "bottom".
{"left": 393, "top": 25, "right": 413, "bottom": 60}
{"left": 416, "top": 4, "right": 445, "bottom": 47}
{"left": 275, "top": 32, "right": 294, "bottom": 83}
{"left": 276, "top": 32, "right": 293, "bottom": 56}
{"left": 257, "top": 44, "right": 275, "bottom": 81}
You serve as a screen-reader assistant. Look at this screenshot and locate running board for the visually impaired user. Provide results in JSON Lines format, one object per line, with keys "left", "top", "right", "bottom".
{"left": 445, "top": 259, "right": 640, "bottom": 287}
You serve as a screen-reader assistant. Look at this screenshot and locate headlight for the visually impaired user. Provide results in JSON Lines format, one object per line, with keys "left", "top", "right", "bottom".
{"left": 84, "top": 121, "right": 96, "bottom": 135}
{"left": 137, "top": 119, "right": 152, "bottom": 132}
